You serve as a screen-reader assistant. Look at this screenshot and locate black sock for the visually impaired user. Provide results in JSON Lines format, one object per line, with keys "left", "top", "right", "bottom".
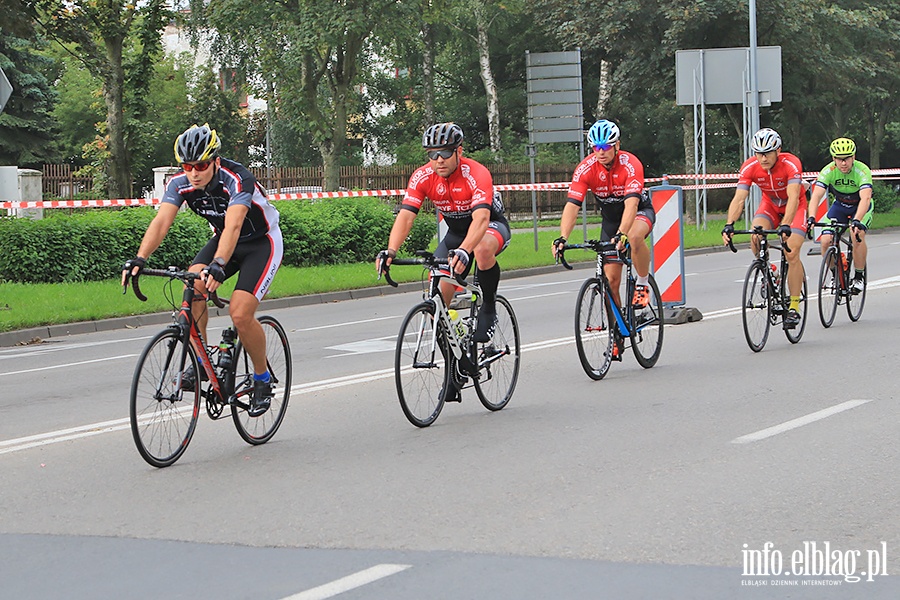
{"left": 477, "top": 263, "right": 500, "bottom": 310}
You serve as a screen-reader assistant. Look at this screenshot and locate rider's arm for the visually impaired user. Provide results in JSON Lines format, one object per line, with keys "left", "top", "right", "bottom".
{"left": 136, "top": 202, "right": 180, "bottom": 259}
{"left": 855, "top": 187, "right": 873, "bottom": 222}
{"left": 808, "top": 184, "right": 827, "bottom": 222}
{"left": 618, "top": 194, "right": 640, "bottom": 237}
{"left": 724, "top": 187, "right": 750, "bottom": 226}
{"left": 214, "top": 203, "right": 249, "bottom": 264}
{"left": 458, "top": 206, "right": 490, "bottom": 255}
{"left": 386, "top": 209, "right": 417, "bottom": 256}
{"left": 558, "top": 199, "right": 582, "bottom": 240}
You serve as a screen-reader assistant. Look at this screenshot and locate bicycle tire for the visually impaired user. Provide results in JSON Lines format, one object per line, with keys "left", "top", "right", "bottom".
{"left": 574, "top": 278, "right": 615, "bottom": 380}
{"left": 817, "top": 246, "right": 840, "bottom": 328}
{"left": 629, "top": 275, "right": 664, "bottom": 368}
{"left": 473, "top": 295, "right": 520, "bottom": 411}
{"left": 130, "top": 328, "right": 200, "bottom": 467}
{"left": 782, "top": 264, "right": 808, "bottom": 344}
{"left": 741, "top": 261, "right": 771, "bottom": 352}
{"left": 847, "top": 266, "right": 866, "bottom": 322}
{"left": 231, "top": 316, "right": 292, "bottom": 444}
{"left": 395, "top": 301, "right": 448, "bottom": 427}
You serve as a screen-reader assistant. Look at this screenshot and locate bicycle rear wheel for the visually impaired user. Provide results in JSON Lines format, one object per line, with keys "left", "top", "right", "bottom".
{"left": 473, "top": 295, "right": 520, "bottom": 411}
{"left": 130, "top": 328, "right": 200, "bottom": 467}
{"left": 782, "top": 264, "right": 808, "bottom": 344}
{"left": 629, "top": 275, "right": 664, "bottom": 368}
{"left": 396, "top": 301, "right": 448, "bottom": 427}
{"left": 232, "top": 316, "right": 292, "bottom": 444}
{"left": 847, "top": 265, "right": 866, "bottom": 322}
{"left": 574, "top": 278, "right": 615, "bottom": 380}
{"left": 741, "top": 261, "right": 771, "bottom": 352}
{"left": 817, "top": 247, "right": 840, "bottom": 328}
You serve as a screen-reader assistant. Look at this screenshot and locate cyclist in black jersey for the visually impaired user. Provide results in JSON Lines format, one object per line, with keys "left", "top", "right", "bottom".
{"left": 122, "top": 124, "right": 283, "bottom": 417}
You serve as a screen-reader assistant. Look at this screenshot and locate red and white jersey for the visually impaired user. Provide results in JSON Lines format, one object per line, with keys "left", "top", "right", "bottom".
{"left": 401, "top": 157, "right": 500, "bottom": 235}
{"left": 736, "top": 152, "right": 804, "bottom": 207}
{"left": 567, "top": 150, "right": 645, "bottom": 206}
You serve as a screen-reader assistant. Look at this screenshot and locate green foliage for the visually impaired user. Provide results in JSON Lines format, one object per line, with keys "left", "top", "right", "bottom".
{"left": 277, "top": 197, "right": 435, "bottom": 266}
{"left": 872, "top": 180, "right": 900, "bottom": 213}
{"left": 0, "top": 208, "right": 211, "bottom": 284}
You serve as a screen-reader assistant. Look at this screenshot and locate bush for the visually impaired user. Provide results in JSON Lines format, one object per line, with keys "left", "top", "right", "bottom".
{"left": 0, "top": 198, "right": 436, "bottom": 283}
{"left": 872, "top": 180, "right": 899, "bottom": 213}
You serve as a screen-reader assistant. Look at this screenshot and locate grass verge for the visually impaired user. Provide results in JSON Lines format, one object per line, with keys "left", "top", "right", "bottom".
{"left": 2, "top": 210, "right": 898, "bottom": 333}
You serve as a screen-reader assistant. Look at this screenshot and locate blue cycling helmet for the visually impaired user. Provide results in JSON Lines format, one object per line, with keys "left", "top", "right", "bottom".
{"left": 587, "top": 120, "right": 621, "bottom": 149}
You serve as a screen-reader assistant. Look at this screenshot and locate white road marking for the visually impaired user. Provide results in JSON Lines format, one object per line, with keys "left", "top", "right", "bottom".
{"left": 280, "top": 564, "right": 411, "bottom": 600}
{"left": 730, "top": 400, "right": 872, "bottom": 444}
{"left": 0, "top": 354, "right": 138, "bottom": 377}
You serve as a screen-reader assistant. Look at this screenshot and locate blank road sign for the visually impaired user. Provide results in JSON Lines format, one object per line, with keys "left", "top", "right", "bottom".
{"left": 0, "top": 67, "right": 12, "bottom": 113}
{"left": 675, "top": 46, "right": 782, "bottom": 106}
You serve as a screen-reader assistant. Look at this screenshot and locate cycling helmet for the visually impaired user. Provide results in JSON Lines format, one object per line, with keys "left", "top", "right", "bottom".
{"left": 587, "top": 119, "right": 621, "bottom": 148}
{"left": 422, "top": 123, "right": 464, "bottom": 149}
{"left": 750, "top": 127, "right": 782, "bottom": 153}
{"left": 829, "top": 137, "right": 856, "bottom": 157}
{"left": 174, "top": 123, "right": 221, "bottom": 163}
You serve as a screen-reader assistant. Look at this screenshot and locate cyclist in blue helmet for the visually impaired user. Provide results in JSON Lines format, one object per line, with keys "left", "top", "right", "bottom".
{"left": 553, "top": 119, "right": 656, "bottom": 310}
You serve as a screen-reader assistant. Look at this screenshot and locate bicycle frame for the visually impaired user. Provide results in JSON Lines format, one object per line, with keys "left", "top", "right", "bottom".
{"left": 561, "top": 240, "right": 637, "bottom": 336}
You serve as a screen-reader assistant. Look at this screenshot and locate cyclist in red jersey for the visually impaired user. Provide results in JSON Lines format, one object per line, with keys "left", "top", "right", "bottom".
{"left": 552, "top": 119, "right": 656, "bottom": 309}
{"left": 721, "top": 127, "right": 810, "bottom": 329}
{"left": 377, "top": 123, "right": 511, "bottom": 348}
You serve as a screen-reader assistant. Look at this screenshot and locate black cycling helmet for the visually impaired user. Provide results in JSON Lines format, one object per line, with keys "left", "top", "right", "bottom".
{"left": 174, "top": 123, "right": 221, "bottom": 163}
{"left": 422, "top": 123, "right": 464, "bottom": 149}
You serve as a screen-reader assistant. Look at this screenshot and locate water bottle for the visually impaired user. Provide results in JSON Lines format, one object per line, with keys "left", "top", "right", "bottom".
{"left": 841, "top": 253, "right": 849, "bottom": 273}
{"left": 448, "top": 309, "right": 467, "bottom": 339}
{"left": 217, "top": 327, "right": 236, "bottom": 371}
{"left": 770, "top": 263, "right": 780, "bottom": 287}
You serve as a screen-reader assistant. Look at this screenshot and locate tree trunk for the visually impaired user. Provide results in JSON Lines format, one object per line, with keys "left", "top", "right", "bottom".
{"left": 595, "top": 58, "right": 611, "bottom": 118}
{"left": 103, "top": 36, "right": 130, "bottom": 199}
{"left": 474, "top": 9, "right": 500, "bottom": 159}
{"left": 422, "top": 22, "right": 435, "bottom": 126}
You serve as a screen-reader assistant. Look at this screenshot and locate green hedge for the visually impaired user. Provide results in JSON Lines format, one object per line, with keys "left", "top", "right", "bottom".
{"left": 872, "top": 180, "right": 899, "bottom": 213}
{"left": 0, "top": 198, "right": 436, "bottom": 283}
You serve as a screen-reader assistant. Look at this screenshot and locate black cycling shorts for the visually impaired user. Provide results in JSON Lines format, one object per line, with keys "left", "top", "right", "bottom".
{"left": 192, "top": 228, "right": 283, "bottom": 302}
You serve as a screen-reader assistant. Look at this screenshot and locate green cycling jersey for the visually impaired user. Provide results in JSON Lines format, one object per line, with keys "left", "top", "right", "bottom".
{"left": 814, "top": 160, "right": 873, "bottom": 205}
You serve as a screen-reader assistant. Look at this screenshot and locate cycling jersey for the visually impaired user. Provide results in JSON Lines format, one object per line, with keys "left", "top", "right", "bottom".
{"left": 162, "top": 157, "right": 280, "bottom": 242}
{"left": 814, "top": 160, "right": 873, "bottom": 205}
{"left": 401, "top": 157, "right": 507, "bottom": 236}
{"left": 736, "top": 152, "right": 804, "bottom": 207}
{"left": 567, "top": 150, "right": 646, "bottom": 206}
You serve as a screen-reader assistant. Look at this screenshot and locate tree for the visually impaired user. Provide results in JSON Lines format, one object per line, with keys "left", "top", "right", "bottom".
{"left": 0, "top": 31, "right": 60, "bottom": 166}
{"left": 27, "top": 0, "right": 169, "bottom": 198}
{"left": 193, "top": 0, "right": 419, "bottom": 190}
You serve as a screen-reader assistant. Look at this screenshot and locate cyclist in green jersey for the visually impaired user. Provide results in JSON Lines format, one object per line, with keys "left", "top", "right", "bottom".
{"left": 806, "top": 137, "right": 873, "bottom": 293}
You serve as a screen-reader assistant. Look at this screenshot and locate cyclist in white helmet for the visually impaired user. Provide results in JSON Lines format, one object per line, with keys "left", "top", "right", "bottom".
{"left": 721, "top": 127, "right": 810, "bottom": 329}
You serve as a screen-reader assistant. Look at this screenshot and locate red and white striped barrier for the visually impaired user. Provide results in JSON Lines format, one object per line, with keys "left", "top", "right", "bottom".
{"left": 3, "top": 169, "right": 898, "bottom": 210}
{"left": 649, "top": 186, "right": 685, "bottom": 306}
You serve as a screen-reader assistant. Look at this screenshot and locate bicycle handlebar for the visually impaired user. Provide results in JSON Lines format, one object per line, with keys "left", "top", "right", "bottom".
{"left": 726, "top": 226, "right": 790, "bottom": 255}
{"left": 124, "top": 267, "right": 225, "bottom": 308}
{"left": 806, "top": 220, "right": 862, "bottom": 243}
{"left": 378, "top": 251, "right": 468, "bottom": 289}
{"left": 555, "top": 239, "right": 626, "bottom": 271}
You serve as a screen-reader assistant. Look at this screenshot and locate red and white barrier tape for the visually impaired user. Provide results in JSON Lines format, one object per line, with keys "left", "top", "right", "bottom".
{"left": 3, "top": 169, "right": 898, "bottom": 209}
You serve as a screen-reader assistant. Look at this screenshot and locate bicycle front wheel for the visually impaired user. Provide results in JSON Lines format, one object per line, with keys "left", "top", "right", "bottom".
{"left": 130, "top": 328, "right": 200, "bottom": 468}
{"left": 574, "top": 278, "right": 615, "bottom": 380}
{"left": 629, "top": 275, "right": 664, "bottom": 368}
{"left": 817, "top": 247, "right": 840, "bottom": 328}
{"left": 847, "top": 265, "right": 866, "bottom": 322}
{"left": 782, "top": 264, "right": 808, "bottom": 344}
{"left": 232, "top": 316, "right": 292, "bottom": 444}
{"left": 396, "top": 301, "right": 448, "bottom": 427}
{"left": 473, "top": 295, "right": 520, "bottom": 411}
{"left": 742, "top": 261, "right": 771, "bottom": 352}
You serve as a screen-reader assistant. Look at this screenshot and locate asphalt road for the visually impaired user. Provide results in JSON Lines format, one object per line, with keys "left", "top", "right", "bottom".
{"left": 3, "top": 232, "right": 900, "bottom": 599}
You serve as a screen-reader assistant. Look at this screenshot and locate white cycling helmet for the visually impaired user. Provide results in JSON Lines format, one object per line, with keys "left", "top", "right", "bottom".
{"left": 751, "top": 128, "right": 782, "bottom": 153}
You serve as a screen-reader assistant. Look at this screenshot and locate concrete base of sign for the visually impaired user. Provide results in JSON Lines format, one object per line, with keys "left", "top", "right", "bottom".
{"left": 665, "top": 306, "right": 703, "bottom": 325}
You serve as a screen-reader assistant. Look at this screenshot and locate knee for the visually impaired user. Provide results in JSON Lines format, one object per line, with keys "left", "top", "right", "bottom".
{"left": 229, "top": 305, "right": 255, "bottom": 330}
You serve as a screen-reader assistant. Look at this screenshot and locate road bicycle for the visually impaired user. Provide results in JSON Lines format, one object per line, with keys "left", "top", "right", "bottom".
{"left": 124, "top": 267, "right": 291, "bottom": 467}
{"left": 381, "top": 251, "right": 520, "bottom": 427}
{"left": 808, "top": 220, "right": 866, "bottom": 327}
{"left": 727, "top": 226, "right": 808, "bottom": 352}
{"left": 557, "top": 240, "right": 664, "bottom": 380}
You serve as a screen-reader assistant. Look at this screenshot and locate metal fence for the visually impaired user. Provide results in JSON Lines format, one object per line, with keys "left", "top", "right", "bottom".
{"left": 42, "top": 162, "right": 577, "bottom": 218}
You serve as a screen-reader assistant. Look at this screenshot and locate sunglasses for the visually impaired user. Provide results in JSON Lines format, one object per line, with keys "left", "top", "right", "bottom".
{"left": 833, "top": 155, "right": 853, "bottom": 162}
{"left": 593, "top": 143, "right": 614, "bottom": 152}
{"left": 182, "top": 160, "right": 213, "bottom": 172}
{"left": 426, "top": 148, "right": 456, "bottom": 161}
